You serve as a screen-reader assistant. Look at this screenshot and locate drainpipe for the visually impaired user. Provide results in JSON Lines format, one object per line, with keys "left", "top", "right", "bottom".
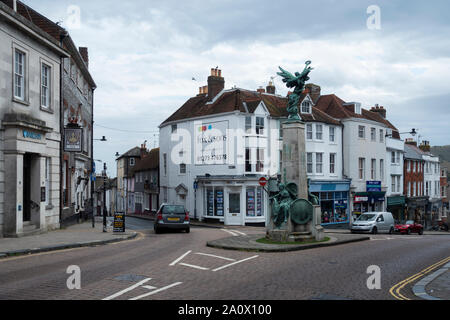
{"left": 59, "top": 32, "right": 68, "bottom": 227}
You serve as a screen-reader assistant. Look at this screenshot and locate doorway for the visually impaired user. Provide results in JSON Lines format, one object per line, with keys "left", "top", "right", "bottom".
{"left": 23, "top": 153, "right": 32, "bottom": 222}
{"left": 227, "top": 193, "right": 242, "bottom": 225}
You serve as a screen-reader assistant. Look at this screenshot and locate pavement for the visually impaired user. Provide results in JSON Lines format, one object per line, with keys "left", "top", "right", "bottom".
{"left": 0, "top": 218, "right": 137, "bottom": 258}
{"left": 413, "top": 261, "right": 450, "bottom": 300}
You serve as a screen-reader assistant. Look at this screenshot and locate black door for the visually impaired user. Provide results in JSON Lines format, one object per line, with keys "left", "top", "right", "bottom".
{"left": 23, "top": 154, "right": 32, "bottom": 222}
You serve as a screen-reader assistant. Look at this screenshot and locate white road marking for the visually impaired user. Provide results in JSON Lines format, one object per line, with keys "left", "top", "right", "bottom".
{"left": 141, "top": 285, "right": 157, "bottom": 290}
{"left": 229, "top": 229, "right": 247, "bottom": 236}
{"left": 212, "top": 255, "right": 259, "bottom": 272}
{"left": 221, "top": 229, "right": 238, "bottom": 236}
{"left": 103, "top": 278, "right": 152, "bottom": 300}
{"left": 169, "top": 250, "right": 192, "bottom": 266}
{"left": 194, "top": 252, "right": 236, "bottom": 262}
{"left": 129, "top": 282, "right": 183, "bottom": 300}
{"left": 179, "top": 263, "right": 210, "bottom": 271}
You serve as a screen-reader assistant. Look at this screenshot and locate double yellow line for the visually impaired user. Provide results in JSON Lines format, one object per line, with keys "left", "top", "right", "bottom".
{"left": 390, "top": 256, "right": 450, "bottom": 300}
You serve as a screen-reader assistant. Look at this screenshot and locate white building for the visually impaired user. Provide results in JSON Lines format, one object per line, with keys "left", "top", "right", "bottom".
{"left": 160, "top": 70, "right": 351, "bottom": 226}
{"left": 314, "top": 99, "right": 401, "bottom": 220}
{"left": 420, "top": 141, "right": 441, "bottom": 223}
{"left": 0, "top": 2, "right": 68, "bottom": 236}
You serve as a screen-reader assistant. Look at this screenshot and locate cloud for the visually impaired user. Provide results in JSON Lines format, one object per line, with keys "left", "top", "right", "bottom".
{"left": 21, "top": 0, "right": 450, "bottom": 174}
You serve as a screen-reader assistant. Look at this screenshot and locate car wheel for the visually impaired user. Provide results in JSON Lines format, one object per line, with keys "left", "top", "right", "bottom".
{"left": 406, "top": 228, "right": 411, "bottom": 235}
{"left": 418, "top": 229, "right": 423, "bottom": 235}
{"left": 389, "top": 227, "right": 394, "bottom": 235}
{"left": 372, "top": 227, "right": 378, "bottom": 235}
{"left": 186, "top": 227, "right": 190, "bottom": 234}
{"left": 154, "top": 226, "right": 161, "bottom": 234}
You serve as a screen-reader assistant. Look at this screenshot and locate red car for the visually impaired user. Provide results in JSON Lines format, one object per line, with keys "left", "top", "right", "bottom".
{"left": 394, "top": 220, "right": 424, "bottom": 235}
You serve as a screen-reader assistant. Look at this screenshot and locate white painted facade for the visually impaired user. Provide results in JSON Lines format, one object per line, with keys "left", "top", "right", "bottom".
{"left": 386, "top": 137, "right": 404, "bottom": 196}
{"left": 342, "top": 117, "right": 389, "bottom": 216}
{"left": 0, "top": 4, "right": 68, "bottom": 236}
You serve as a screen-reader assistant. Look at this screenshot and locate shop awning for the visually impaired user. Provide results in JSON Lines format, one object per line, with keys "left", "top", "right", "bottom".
{"left": 387, "top": 195, "right": 405, "bottom": 207}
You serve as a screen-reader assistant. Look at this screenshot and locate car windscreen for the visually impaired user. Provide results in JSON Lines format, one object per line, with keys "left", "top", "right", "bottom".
{"left": 162, "top": 205, "right": 185, "bottom": 215}
{"left": 406, "top": 220, "right": 414, "bottom": 225}
{"left": 357, "top": 214, "right": 376, "bottom": 221}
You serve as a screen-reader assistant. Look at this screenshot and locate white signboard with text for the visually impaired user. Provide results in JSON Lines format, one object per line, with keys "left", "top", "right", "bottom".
{"left": 194, "top": 120, "right": 229, "bottom": 165}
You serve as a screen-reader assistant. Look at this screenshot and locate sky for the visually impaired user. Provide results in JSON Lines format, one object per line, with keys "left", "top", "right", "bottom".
{"left": 23, "top": 0, "right": 450, "bottom": 176}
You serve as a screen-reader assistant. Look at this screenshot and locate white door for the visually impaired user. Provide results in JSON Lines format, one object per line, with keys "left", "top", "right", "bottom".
{"left": 226, "top": 193, "right": 242, "bottom": 226}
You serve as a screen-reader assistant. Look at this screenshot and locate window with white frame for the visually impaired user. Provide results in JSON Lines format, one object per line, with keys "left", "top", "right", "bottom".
{"left": 306, "top": 124, "right": 313, "bottom": 140}
{"left": 330, "top": 153, "right": 336, "bottom": 174}
{"left": 163, "top": 154, "right": 167, "bottom": 176}
{"left": 14, "top": 49, "right": 25, "bottom": 100}
{"left": 371, "top": 128, "right": 376, "bottom": 141}
{"left": 442, "top": 186, "right": 446, "bottom": 197}
{"left": 412, "top": 182, "right": 416, "bottom": 197}
{"left": 41, "top": 63, "right": 51, "bottom": 108}
{"left": 359, "top": 158, "right": 365, "bottom": 180}
{"left": 256, "top": 117, "right": 264, "bottom": 135}
{"left": 397, "top": 176, "right": 401, "bottom": 193}
{"left": 316, "top": 153, "right": 323, "bottom": 174}
{"left": 171, "top": 124, "right": 177, "bottom": 134}
{"left": 329, "top": 127, "right": 335, "bottom": 143}
{"left": 408, "top": 182, "right": 411, "bottom": 197}
{"left": 371, "top": 159, "right": 376, "bottom": 180}
{"left": 245, "top": 116, "right": 252, "bottom": 134}
{"left": 391, "top": 175, "right": 396, "bottom": 193}
{"left": 396, "top": 152, "right": 400, "bottom": 164}
{"left": 380, "top": 159, "right": 384, "bottom": 181}
{"left": 256, "top": 148, "right": 264, "bottom": 172}
{"left": 316, "top": 124, "right": 323, "bottom": 140}
{"left": 130, "top": 158, "right": 135, "bottom": 166}
{"left": 358, "top": 126, "right": 365, "bottom": 139}
{"left": 301, "top": 101, "right": 311, "bottom": 113}
{"left": 380, "top": 129, "right": 384, "bottom": 143}
{"left": 180, "top": 163, "right": 186, "bottom": 174}
{"left": 307, "top": 153, "right": 313, "bottom": 174}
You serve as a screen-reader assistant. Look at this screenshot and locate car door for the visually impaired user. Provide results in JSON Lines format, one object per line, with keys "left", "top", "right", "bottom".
{"left": 377, "top": 214, "right": 386, "bottom": 232}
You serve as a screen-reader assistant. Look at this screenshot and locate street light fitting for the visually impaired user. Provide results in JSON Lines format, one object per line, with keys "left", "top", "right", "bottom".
{"left": 386, "top": 128, "right": 418, "bottom": 138}
{"left": 94, "top": 136, "right": 107, "bottom": 141}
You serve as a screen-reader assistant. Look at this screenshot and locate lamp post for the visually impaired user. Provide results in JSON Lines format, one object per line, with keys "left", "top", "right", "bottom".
{"left": 90, "top": 135, "right": 107, "bottom": 228}
{"left": 103, "top": 162, "right": 108, "bottom": 233}
{"left": 386, "top": 128, "right": 418, "bottom": 138}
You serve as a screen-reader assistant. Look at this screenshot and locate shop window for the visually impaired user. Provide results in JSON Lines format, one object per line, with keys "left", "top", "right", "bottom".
{"left": 206, "top": 187, "right": 224, "bottom": 217}
{"left": 246, "top": 187, "right": 264, "bottom": 217}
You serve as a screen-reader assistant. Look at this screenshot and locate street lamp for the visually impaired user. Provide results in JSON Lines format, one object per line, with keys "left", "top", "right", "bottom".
{"left": 91, "top": 135, "right": 107, "bottom": 229}
{"left": 386, "top": 128, "right": 418, "bottom": 138}
{"left": 102, "top": 162, "right": 108, "bottom": 233}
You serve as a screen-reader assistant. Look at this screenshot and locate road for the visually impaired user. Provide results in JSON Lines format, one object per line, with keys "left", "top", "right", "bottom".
{"left": 0, "top": 217, "right": 448, "bottom": 300}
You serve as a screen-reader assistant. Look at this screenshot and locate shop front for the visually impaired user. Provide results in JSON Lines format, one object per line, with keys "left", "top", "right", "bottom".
{"left": 353, "top": 191, "right": 386, "bottom": 218}
{"left": 405, "top": 196, "right": 428, "bottom": 222}
{"left": 310, "top": 180, "right": 351, "bottom": 225}
{"left": 387, "top": 195, "right": 406, "bottom": 222}
{"left": 197, "top": 175, "right": 267, "bottom": 226}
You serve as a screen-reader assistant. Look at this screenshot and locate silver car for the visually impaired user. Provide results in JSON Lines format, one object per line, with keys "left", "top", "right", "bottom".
{"left": 154, "top": 204, "right": 190, "bottom": 234}
{"left": 351, "top": 212, "right": 395, "bottom": 234}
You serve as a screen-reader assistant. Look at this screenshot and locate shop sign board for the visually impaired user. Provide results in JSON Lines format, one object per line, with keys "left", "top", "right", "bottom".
{"left": 366, "top": 181, "right": 382, "bottom": 192}
{"left": 64, "top": 127, "right": 83, "bottom": 152}
{"left": 113, "top": 213, "right": 125, "bottom": 233}
{"left": 194, "top": 120, "right": 229, "bottom": 165}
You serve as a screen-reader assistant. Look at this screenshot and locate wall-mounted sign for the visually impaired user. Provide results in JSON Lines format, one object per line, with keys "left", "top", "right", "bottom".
{"left": 194, "top": 120, "right": 229, "bottom": 165}
{"left": 366, "top": 181, "right": 382, "bottom": 192}
{"left": 23, "top": 130, "right": 42, "bottom": 140}
{"left": 64, "top": 127, "right": 83, "bottom": 152}
{"left": 355, "top": 196, "right": 369, "bottom": 203}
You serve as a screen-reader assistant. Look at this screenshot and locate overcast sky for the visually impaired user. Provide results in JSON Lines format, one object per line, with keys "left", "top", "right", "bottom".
{"left": 23, "top": 0, "right": 450, "bottom": 176}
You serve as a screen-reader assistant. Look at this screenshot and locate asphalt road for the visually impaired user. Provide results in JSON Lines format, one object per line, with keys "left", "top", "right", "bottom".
{"left": 0, "top": 217, "right": 448, "bottom": 301}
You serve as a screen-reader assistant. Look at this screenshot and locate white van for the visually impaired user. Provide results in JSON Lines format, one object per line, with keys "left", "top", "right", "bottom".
{"left": 351, "top": 212, "right": 395, "bottom": 234}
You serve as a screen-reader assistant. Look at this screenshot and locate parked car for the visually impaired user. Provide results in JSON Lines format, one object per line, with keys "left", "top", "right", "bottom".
{"left": 154, "top": 204, "right": 190, "bottom": 234}
{"left": 395, "top": 220, "right": 424, "bottom": 235}
{"left": 351, "top": 212, "right": 395, "bottom": 234}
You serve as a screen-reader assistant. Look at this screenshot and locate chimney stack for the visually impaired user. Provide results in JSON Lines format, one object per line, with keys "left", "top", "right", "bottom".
{"left": 257, "top": 86, "right": 265, "bottom": 94}
{"left": 419, "top": 141, "right": 431, "bottom": 152}
{"left": 266, "top": 81, "right": 276, "bottom": 94}
{"left": 370, "top": 104, "right": 387, "bottom": 118}
{"left": 207, "top": 67, "right": 224, "bottom": 101}
{"left": 79, "top": 47, "right": 89, "bottom": 69}
{"left": 405, "top": 138, "right": 417, "bottom": 147}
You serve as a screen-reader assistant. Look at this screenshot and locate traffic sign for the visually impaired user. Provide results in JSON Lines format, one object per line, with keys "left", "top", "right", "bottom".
{"left": 259, "top": 177, "right": 268, "bottom": 187}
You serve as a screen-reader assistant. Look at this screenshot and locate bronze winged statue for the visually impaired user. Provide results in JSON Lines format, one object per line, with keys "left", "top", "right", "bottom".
{"left": 277, "top": 61, "right": 314, "bottom": 121}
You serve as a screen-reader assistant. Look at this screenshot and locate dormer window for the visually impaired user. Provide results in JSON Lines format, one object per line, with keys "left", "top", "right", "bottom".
{"left": 301, "top": 101, "right": 311, "bottom": 114}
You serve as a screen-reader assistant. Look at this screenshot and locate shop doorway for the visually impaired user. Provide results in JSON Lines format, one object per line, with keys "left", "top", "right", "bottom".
{"left": 227, "top": 193, "right": 242, "bottom": 225}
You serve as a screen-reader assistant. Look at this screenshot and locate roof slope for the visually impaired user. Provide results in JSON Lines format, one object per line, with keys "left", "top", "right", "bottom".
{"left": 134, "top": 148, "right": 159, "bottom": 172}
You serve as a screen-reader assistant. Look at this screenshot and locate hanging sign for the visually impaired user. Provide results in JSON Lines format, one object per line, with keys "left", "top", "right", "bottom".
{"left": 64, "top": 127, "right": 83, "bottom": 152}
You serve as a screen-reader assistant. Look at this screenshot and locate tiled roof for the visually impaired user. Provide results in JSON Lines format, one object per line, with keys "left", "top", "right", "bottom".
{"left": 117, "top": 147, "right": 141, "bottom": 160}
{"left": 133, "top": 148, "right": 159, "bottom": 172}
{"left": 161, "top": 89, "right": 341, "bottom": 127}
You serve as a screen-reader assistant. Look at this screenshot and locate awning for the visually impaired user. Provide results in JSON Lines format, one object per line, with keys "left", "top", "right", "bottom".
{"left": 387, "top": 195, "right": 406, "bottom": 207}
